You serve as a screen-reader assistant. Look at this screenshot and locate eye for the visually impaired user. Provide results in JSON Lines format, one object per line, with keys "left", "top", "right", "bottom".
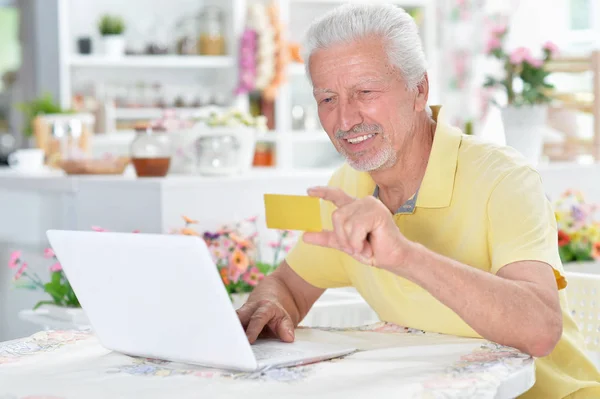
{"left": 320, "top": 97, "right": 333, "bottom": 104}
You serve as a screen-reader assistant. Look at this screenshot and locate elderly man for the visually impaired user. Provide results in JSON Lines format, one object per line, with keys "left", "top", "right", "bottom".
{"left": 237, "top": 4, "right": 600, "bottom": 398}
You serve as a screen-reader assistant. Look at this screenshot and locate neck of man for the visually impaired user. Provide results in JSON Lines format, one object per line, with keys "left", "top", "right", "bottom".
{"left": 369, "top": 111, "right": 436, "bottom": 213}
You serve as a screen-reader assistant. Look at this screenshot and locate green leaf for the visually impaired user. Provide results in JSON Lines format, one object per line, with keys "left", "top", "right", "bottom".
{"left": 51, "top": 271, "right": 61, "bottom": 285}
{"left": 255, "top": 262, "right": 274, "bottom": 275}
{"left": 559, "top": 246, "right": 574, "bottom": 263}
{"left": 44, "top": 283, "right": 65, "bottom": 305}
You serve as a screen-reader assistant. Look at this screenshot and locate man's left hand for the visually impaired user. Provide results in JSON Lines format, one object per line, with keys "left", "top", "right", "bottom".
{"left": 303, "top": 186, "right": 413, "bottom": 272}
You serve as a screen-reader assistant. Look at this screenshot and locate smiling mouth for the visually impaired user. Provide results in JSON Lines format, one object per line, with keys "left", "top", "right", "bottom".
{"left": 345, "top": 133, "right": 377, "bottom": 144}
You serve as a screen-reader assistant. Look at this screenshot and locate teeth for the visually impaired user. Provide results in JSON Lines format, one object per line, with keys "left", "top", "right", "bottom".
{"left": 346, "top": 134, "right": 374, "bottom": 144}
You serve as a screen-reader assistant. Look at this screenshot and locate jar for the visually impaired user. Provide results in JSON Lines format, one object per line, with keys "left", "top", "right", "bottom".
{"left": 195, "top": 134, "right": 240, "bottom": 175}
{"left": 253, "top": 143, "right": 274, "bottom": 167}
{"left": 130, "top": 125, "right": 172, "bottom": 177}
{"left": 198, "top": 6, "right": 226, "bottom": 56}
{"left": 175, "top": 16, "right": 198, "bottom": 55}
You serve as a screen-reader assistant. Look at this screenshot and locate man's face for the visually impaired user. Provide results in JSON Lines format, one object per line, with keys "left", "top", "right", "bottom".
{"left": 309, "top": 36, "right": 426, "bottom": 172}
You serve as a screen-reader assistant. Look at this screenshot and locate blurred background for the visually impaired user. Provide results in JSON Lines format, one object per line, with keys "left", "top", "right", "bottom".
{"left": 0, "top": 0, "right": 599, "bottom": 343}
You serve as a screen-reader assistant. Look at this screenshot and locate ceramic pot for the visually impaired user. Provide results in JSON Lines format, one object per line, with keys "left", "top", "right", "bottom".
{"left": 500, "top": 104, "right": 547, "bottom": 165}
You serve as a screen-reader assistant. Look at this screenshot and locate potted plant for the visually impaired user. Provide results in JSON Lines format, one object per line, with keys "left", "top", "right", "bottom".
{"left": 98, "top": 14, "right": 126, "bottom": 57}
{"left": 554, "top": 190, "right": 600, "bottom": 273}
{"left": 484, "top": 25, "right": 559, "bottom": 164}
{"left": 17, "top": 93, "right": 66, "bottom": 140}
{"left": 8, "top": 248, "right": 87, "bottom": 324}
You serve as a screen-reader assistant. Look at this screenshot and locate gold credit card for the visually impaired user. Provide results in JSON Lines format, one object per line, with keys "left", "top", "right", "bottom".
{"left": 264, "top": 194, "right": 323, "bottom": 232}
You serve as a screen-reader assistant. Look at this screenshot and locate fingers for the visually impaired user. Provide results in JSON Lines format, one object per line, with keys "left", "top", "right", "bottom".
{"left": 267, "top": 312, "right": 295, "bottom": 343}
{"left": 347, "top": 222, "right": 369, "bottom": 256}
{"left": 303, "top": 230, "right": 339, "bottom": 248}
{"left": 244, "top": 302, "right": 275, "bottom": 343}
{"left": 307, "top": 186, "right": 354, "bottom": 208}
{"left": 236, "top": 302, "right": 259, "bottom": 328}
{"left": 332, "top": 209, "right": 352, "bottom": 253}
{"left": 242, "top": 300, "right": 295, "bottom": 344}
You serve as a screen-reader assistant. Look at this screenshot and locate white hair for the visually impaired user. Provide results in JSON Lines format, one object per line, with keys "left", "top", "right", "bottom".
{"left": 303, "top": 3, "right": 427, "bottom": 89}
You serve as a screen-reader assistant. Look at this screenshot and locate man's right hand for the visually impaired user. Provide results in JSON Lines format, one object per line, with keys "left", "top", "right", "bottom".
{"left": 236, "top": 299, "right": 296, "bottom": 344}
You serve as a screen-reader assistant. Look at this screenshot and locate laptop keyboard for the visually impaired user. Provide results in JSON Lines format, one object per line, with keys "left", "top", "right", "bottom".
{"left": 251, "top": 343, "right": 306, "bottom": 361}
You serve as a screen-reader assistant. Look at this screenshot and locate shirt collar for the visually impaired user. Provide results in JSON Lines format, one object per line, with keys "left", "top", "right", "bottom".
{"left": 415, "top": 106, "right": 462, "bottom": 209}
{"left": 357, "top": 105, "right": 462, "bottom": 210}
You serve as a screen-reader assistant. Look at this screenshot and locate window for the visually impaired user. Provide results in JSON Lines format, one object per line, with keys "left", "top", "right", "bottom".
{"left": 566, "top": 0, "right": 599, "bottom": 49}
{"left": 569, "top": 0, "right": 591, "bottom": 31}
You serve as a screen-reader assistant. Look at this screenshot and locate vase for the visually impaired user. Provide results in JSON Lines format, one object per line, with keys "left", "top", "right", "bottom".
{"left": 500, "top": 104, "right": 547, "bottom": 165}
{"left": 37, "top": 304, "right": 90, "bottom": 326}
{"left": 194, "top": 127, "right": 257, "bottom": 176}
{"left": 101, "top": 35, "right": 126, "bottom": 58}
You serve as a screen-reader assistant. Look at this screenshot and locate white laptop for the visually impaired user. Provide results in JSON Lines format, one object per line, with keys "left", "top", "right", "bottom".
{"left": 46, "top": 229, "right": 356, "bottom": 372}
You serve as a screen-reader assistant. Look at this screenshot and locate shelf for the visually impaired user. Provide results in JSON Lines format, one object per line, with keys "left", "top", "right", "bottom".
{"left": 68, "top": 55, "right": 234, "bottom": 69}
{"left": 113, "top": 106, "right": 225, "bottom": 120}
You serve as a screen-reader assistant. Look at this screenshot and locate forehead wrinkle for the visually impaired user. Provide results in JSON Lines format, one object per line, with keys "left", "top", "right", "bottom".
{"left": 313, "top": 76, "right": 390, "bottom": 96}
{"left": 313, "top": 87, "right": 335, "bottom": 95}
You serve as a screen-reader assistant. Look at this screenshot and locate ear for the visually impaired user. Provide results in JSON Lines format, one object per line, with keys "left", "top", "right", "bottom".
{"left": 414, "top": 73, "right": 429, "bottom": 112}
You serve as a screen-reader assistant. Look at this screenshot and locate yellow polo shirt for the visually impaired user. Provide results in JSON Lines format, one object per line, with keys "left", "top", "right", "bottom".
{"left": 286, "top": 106, "right": 600, "bottom": 398}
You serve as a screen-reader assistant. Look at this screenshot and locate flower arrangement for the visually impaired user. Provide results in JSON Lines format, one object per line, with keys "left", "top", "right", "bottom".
{"left": 8, "top": 248, "right": 79, "bottom": 310}
{"left": 484, "top": 24, "right": 559, "bottom": 106}
{"left": 173, "top": 216, "right": 296, "bottom": 295}
{"left": 200, "top": 108, "right": 268, "bottom": 130}
{"left": 554, "top": 190, "right": 600, "bottom": 263}
{"left": 7, "top": 217, "right": 295, "bottom": 310}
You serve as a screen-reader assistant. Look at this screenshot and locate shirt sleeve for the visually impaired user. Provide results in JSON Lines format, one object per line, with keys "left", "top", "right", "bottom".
{"left": 285, "top": 171, "right": 351, "bottom": 289}
{"left": 487, "top": 166, "right": 566, "bottom": 290}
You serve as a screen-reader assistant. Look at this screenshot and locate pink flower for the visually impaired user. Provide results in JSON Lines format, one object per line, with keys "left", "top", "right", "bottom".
{"left": 268, "top": 241, "right": 279, "bottom": 249}
{"left": 284, "top": 245, "right": 292, "bottom": 252}
{"left": 43, "top": 248, "right": 55, "bottom": 259}
{"left": 91, "top": 226, "right": 107, "bottom": 232}
{"left": 242, "top": 267, "right": 265, "bottom": 287}
{"left": 49, "top": 262, "right": 62, "bottom": 272}
{"left": 8, "top": 250, "right": 21, "bottom": 269}
{"left": 490, "top": 24, "right": 507, "bottom": 36}
{"left": 485, "top": 37, "right": 502, "bottom": 54}
{"left": 14, "top": 262, "right": 27, "bottom": 280}
{"left": 542, "top": 41, "right": 559, "bottom": 57}
{"left": 132, "top": 230, "right": 140, "bottom": 234}
{"left": 228, "top": 266, "right": 243, "bottom": 283}
{"left": 246, "top": 216, "right": 258, "bottom": 223}
{"left": 509, "top": 47, "right": 530, "bottom": 65}
{"left": 525, "top": 54, "right": 543, "bottom": 68}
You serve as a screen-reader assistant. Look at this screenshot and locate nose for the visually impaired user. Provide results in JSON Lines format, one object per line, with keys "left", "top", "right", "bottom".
{"left": 337, "top": 98, "right": 363, "bottom": 133}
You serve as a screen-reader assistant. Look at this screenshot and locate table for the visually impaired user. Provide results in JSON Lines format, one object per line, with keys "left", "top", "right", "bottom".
{"left": 0, "top": 322, "right": 535, "bottom": 399}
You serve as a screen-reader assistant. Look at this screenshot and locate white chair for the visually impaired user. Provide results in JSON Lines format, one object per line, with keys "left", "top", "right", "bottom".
{"left": 564, "top": 271, "right": 600, "bottom": 367}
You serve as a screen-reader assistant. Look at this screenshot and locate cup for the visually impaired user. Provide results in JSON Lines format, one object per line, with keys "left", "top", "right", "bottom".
{"left": 8, "top": 149, "right": 45, "bottom": 172}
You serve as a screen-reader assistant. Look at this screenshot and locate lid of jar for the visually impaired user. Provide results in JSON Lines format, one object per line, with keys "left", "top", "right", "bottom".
{"left": 134, "top": 123, "right": 151, "bottom": 132}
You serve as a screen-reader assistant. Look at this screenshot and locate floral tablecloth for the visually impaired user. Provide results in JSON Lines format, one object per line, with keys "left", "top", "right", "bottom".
{"left": 0, "top": 322, "right": 534, "bottom": 399}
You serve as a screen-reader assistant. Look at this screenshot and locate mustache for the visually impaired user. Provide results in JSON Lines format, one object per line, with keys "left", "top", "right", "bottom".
{"left": 335, "top": 124, "right": 382, "bottom": 139}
